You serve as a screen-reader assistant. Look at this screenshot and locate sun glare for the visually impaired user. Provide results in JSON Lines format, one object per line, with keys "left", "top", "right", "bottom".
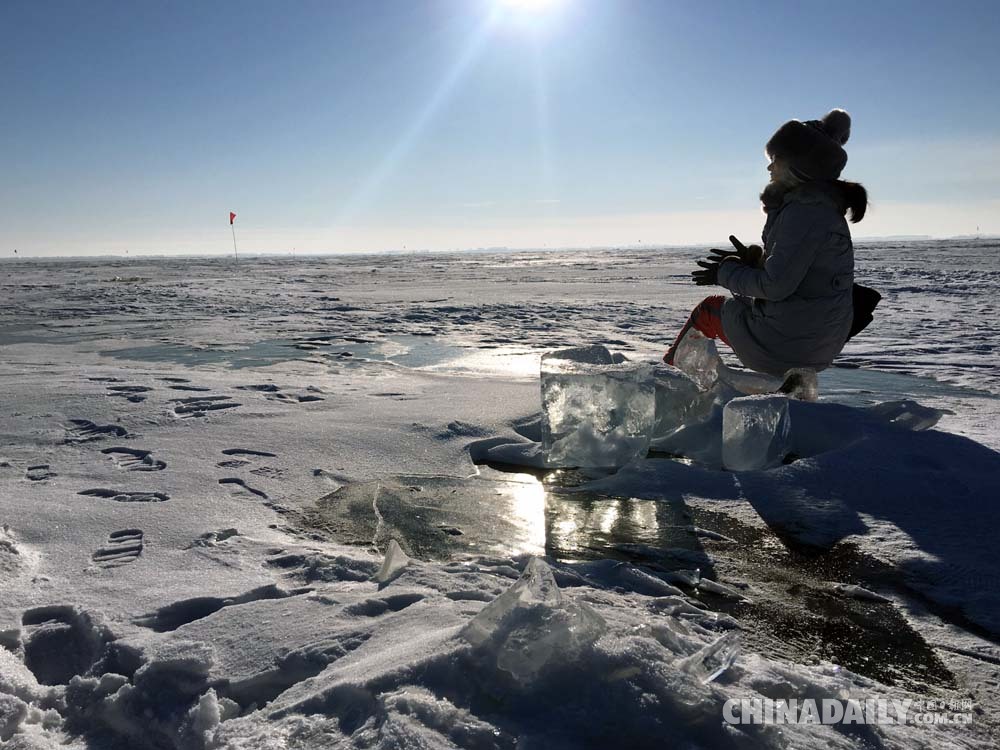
{"left": 494, "top": 0, "right": 566, "bottom": 33}
{"left": 498, "top": 0, "right": 562, "bottom": 14}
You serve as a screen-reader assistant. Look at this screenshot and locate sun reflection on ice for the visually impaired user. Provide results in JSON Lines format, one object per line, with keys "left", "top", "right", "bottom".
{"left": 598, "top": 505, "right": 619, "bottom": 535}
{"left": 554, "top": 517, "right": 578, "bottom": 538}
{"left": 500, "top": 474, "right": 547, "bottom": 555}
{"left": 428, "top": 346, "right": 542, "bottom": 379}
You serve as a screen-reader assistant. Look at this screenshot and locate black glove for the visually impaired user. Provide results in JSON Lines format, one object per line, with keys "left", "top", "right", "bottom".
{"left": 707, "top": 235, "right": 763, "bottom": 267}
{"left": 692, "top": 259, "right": 721, "bottom": 286}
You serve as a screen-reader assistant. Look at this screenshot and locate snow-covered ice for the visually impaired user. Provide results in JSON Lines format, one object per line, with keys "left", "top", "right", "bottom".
{"left": 1, "top": 242, "right": 999, "bottom": 748}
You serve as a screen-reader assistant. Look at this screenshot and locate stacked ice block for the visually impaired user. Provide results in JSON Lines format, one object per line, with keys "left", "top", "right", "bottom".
{"left": 651, "top": 365, "right": 703, "bottom": 439}
{"left": 540, "top": 337, "right": 803, "bottom": 472}
{"left": 722, "top": 394, "right": 792, "bottom": 471}
{"left": 671, "top": 329, "right": 720, "bottom": 390}
{"left": 541, "top": 345, "right": 654, "bottom": 468}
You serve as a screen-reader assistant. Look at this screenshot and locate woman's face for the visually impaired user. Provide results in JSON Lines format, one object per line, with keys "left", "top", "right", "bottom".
{"left": 768, "top": 156, "right": 795, "bottom": 185}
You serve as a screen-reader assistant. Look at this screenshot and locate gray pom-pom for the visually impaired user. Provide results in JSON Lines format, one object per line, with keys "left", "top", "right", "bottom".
{"left": 822, "top": 109, "right": 851, "bottom": 145}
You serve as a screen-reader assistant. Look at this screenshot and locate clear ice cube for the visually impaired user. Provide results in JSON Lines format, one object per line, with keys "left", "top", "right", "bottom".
{"left": 541, "top": 346, "right": 654, "bottom": 468}
{"left": 671, "top": 329, "right": 720, "bottom": 390}
{"left": 650, "top": 379, "right": 741, "bottom": 469}
{"left": 722, "top": 394, "right": 792, "bottom": 471}
{"left": 651, "top": 365, "right": 702, "bottom": 439}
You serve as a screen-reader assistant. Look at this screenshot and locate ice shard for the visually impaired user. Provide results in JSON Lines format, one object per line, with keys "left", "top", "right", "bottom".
{"left": 372, "top": 539, "right": 410, "bottom": 586}
{"left": 461, "top": 557, "right": 606, "bottom": 683}
{"left": 677, "top": 631, "right": 740, "bottom": 684}
{"left": 671, "top": 329, "right": 721, "bottom": 390}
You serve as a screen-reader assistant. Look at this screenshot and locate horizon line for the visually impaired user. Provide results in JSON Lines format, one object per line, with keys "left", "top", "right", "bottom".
{"left": 2, "top": 234, "right": 997, "bottom": 262}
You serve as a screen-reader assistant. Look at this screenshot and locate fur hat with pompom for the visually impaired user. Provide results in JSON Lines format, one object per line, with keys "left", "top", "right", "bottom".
{"left": 766, "top": 109, "right": 852, "bottom": 181}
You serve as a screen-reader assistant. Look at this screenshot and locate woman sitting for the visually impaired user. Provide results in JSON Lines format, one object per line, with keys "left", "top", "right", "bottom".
{"left": 664, "top": 108, "right": 869, "bottom": 379}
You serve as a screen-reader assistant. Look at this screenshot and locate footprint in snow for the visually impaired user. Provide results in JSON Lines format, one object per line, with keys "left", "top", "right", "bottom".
{"left": 106, "top": 385, "right": 153, "bottom": 403}
{"left": 92, "top": 529, "right": 144, "bottom": 568}
{"left": 21, "top": 605, "right": 109, "bottom": 685}
{"left": 219, "top": 478, "right": 293, "bottom": 515}
{"left": 219, "top": 477, "right": 269, "bottom": 500}
{"left": 188, "top": 528, "right": 240, "bottom": 548}
{"left": 64, "top": 419, "right": 129, "bottom": 444}
{"left": 170, "top": 395, "right": 241, "bottom": 419}
{"left": 217, "top": 458, "right": 251, "bottom": 468}
{"left": 235, "top": 384, "right": 324, "bottom": 403}
{"left": 217, "top": 448, "right": 277, "bottom": 469}
{"left": 101, "top": 447, "right": 166, "bottom": 472}
{"left": 270, "top": 392, "right": 324, "bottom": 403}
{"left": 222, "top": 448, "right": 277, "bottom": 457}
{"left": 343, "top": 593, "right": 425, "bottom": 617}
{"left": 26, "top": 464, "right": 56, "bottom": 481}
{"left": 312, "top": 468, "right": 346, "bottom": 488}
{"left": 78, "top": 489, "right": 169, "bottom": 503}
{"left": 133, "top": 584, "right": 306, "bottom": 632}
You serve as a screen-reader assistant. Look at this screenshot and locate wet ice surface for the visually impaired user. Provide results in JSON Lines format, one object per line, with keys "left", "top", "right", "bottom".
{"left": 294, "top": 468, "right": 959, "bottom": 695}
{"left": 1, "top": 242, "right": 999, "bottom": 748}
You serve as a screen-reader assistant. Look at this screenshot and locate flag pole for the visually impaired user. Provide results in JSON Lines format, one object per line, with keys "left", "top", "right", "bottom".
{"left": 230, "top": 212, "right": 238, "bottom": 262}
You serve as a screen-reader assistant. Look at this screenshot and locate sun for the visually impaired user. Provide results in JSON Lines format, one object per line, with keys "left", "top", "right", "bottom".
{"left": 497, "top": 0, "right": 562, "bottom": 13}
{"left": 493, "top": 0, "right": 566, "bottom": 28}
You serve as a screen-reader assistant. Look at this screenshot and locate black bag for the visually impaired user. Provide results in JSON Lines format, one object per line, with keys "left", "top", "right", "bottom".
{"left": 847, "top": 283, "right": 881, "bottom": 341}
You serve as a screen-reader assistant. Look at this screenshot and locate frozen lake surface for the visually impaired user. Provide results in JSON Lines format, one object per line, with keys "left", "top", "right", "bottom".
{"left": 4, "top": 238, "right": 998, "bottom": 431}
{"left": 1, "top": 241, "right": 998, "bottom": 748}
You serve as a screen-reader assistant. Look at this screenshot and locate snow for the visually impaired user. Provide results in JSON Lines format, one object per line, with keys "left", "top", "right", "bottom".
{"left": 1, "top": 242, "right": 999, "bottom": 748}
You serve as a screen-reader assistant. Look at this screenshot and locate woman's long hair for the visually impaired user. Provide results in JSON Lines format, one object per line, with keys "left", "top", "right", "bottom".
{"left": 761, "top": 178, "right": 868, "bottom": 223}
{"left": 834, "top": 180, "right": 868, "bottom": 223}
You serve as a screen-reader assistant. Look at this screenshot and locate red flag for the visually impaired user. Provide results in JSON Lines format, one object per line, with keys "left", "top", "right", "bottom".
{"left": 229, "top": 212, "right": 236, "bottom": 225}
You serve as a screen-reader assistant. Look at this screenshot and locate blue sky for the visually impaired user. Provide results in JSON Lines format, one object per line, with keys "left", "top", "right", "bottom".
{"left": 2, "top": 0, "right": 999, "bottom": 255}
